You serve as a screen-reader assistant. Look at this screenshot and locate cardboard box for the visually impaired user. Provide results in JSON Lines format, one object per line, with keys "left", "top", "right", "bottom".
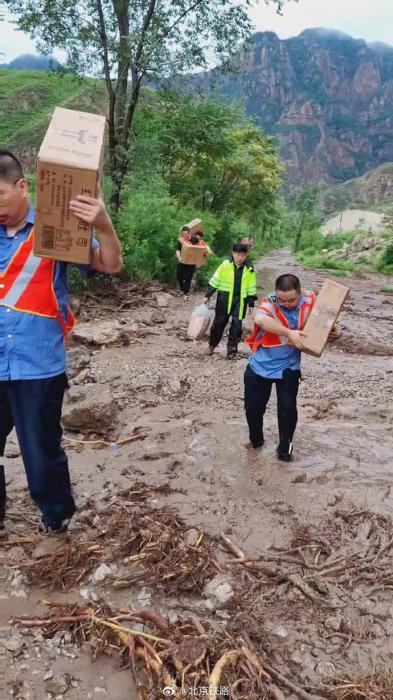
{"left": 181, "top": 241, "right": 208, "bottom": 267}
{"left": 302, "top": 279, "right": 349, "bottom": 357}
{"left": 34, "top": 107, "right": 106, "bottom": 264}
{"left": 185, "top": 218, "right": 203, "bottom": 237}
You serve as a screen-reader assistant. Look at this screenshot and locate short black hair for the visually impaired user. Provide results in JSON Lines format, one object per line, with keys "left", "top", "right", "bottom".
{"left": 0, "top": 150, "right": 24, "bottom": 183}
{"left": 275, "top": 274, "right": 301, "bottom": 293}
{"left": 181, "top": 225, "right": 190, "bottom": 233}
{"left": 232, "top": 243, "right": 248, "bottom": 254}
{"left": 190, "top": 235, "right": 199, "bottom": 245}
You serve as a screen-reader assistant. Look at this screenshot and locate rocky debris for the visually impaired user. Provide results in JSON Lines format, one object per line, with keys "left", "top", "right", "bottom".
{"left": 66, "top": 347, "right": 91, "bottom": 380}
{"left": 5, "top": 635, "right": 25, "bottom": 654}
{"left": 73, "top": 321, "right": 129, "bottom": 347}
{"left": 91, "top": 563, "right": 117, "bottom": 584}
{"left": 62, "top": 384, "right": 117, "bottom": 434}
{"left": 185, "top": 528, "right": 200, "bottom": 546}
{"left": 150, "top": 310, "right": 166, "bottom": 324}
{"left": 203, "top": 573, "right": 234, "bottom": 607}
{"left": 8, "top": 570, "right": 28, "bottom": 599}
{"left": 45, "top": 673, "right": 71, "bottom": 695}
{"left": 156, "top": 292, "right": 174, "bottom": 308}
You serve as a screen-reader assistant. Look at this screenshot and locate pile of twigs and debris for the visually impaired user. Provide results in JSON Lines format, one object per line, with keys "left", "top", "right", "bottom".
{"left": 10, "top": 600, "right": 324, "bottom": 700}
{"left": 4, "top": 504, "right": 218, "bottom": 593}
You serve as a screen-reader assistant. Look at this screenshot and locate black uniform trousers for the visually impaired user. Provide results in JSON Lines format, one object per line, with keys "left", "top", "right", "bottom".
{"left": 176, "top": 263, "right": 195, "bottom": 295}
{"left": 209, "top": 299, "right": 242, "bottom": 355}
{"left": 244, "top": 365, "right": 301, "bottom": 449}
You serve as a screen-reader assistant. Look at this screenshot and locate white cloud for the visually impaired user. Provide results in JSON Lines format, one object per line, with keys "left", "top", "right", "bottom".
{"left": 249, "top": 0, "right": 393, "bottom": 44}
{"left": 0, "top": 20, "right": 37, "bottom": 61}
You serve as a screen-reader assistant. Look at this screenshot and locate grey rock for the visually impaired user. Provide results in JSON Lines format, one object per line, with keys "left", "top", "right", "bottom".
{"left": 66, "top": 347, "right": 91, "bottom": 380}
{"left": 185, "top": 529, "right": 200, "bottom": 546}
{"left": 156, "top": 292, "right": 173, "bottom": 308}
{"left": 62, "top": 384, "right": 117, "bottom": 435}
{"left": 73, "top": 321, "right": 129, "bottom": 347}
{"left": 204, "top": 574, "right": 234, "bottom": 606}
{"left": 316, "top": 660, "right": 336, "bottom": 677}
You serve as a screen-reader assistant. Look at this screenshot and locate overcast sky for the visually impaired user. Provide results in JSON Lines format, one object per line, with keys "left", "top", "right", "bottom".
{"left": 1, "top": 0, "right": 392, "bottom": 63}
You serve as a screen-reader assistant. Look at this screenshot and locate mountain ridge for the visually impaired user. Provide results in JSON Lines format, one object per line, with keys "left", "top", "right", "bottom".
{"left": 196, "top": 28, "right": 393, "bottom": 192}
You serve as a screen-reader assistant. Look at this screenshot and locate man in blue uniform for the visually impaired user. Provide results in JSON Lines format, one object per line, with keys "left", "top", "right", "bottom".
{"left": 0, "top": 150, "right": 122, "bottom": 535}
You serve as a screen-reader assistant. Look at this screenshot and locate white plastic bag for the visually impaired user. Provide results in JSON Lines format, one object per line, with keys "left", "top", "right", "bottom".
{"left": 187, "top": 304, "right": 215, "bottom": 340}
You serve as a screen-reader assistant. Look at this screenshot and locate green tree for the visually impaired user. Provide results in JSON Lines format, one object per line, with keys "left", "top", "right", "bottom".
{"left": 5, "top": 0, "right": 289, "bottom": 209}
{"left": 135, "top": 93, "right": 282, "bottom": 216}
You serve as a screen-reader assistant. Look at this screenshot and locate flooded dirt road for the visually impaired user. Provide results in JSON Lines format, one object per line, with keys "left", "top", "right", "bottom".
{"left": 2, "top": 249, "right": 393, "bottom": 699}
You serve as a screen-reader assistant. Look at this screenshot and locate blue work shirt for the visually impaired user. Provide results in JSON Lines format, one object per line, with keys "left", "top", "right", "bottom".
{"left": 249, "top": 292, "right": 304, "bottom": 380}
{"left": 0, "top": 205, "right": 98, "bottom": 381}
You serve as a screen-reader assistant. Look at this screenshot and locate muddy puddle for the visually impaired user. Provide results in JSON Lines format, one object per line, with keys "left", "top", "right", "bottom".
{"left": 1, "top": 249, "right": 393, "bottom": 699}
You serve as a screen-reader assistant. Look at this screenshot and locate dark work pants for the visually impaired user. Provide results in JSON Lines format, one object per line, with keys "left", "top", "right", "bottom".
{"left": 176, "top": 263, "right": 196, "bottom": 294}
{"left": 209, "top": 300, "right": 242, "bottom": 355}
{"left": 0, "top": 373, "right": 75, "bottom": 527}
{"left": 244, "top": 365, "right": 301, "bottom": 449}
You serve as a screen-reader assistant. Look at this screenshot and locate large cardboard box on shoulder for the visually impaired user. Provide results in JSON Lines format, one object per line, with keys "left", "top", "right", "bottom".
{"left": 185, "top": 218, "right": 203, "bottom": 237}
{"left": 181, "top": 218, "right": 211, "bottom": 267}
{"left": 34, "top": 107, "right": 106, "bottom": 264}
{"left": 302, "top": 279, "right": 349, "bottom": 357}
{"left": 181, "top": 241, "right": 209, "bottom": 267}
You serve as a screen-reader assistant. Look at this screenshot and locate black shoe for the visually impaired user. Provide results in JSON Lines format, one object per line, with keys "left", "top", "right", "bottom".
{"left": 38, "top": 518, "right": 70, "bottom": 534}
{"left": 277, "top": 441, "right": 293, "bottom": 462}
{"left": 226, "top": 351, "right": 237, "bottom": 360}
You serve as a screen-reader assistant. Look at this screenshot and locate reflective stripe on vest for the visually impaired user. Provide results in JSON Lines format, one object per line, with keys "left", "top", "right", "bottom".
{"left": 0, "top": 228, "right": 74, "bottom": 335}
{"left": 245, "top": 289, "right": 315, "bottom": 352}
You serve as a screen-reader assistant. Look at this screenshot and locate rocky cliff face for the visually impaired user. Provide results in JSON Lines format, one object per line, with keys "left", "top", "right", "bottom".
{"left": 203, "top": 29, "right": 393, "bottom": 192}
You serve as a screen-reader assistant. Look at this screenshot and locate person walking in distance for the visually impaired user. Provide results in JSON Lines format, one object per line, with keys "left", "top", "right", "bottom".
{"left": 204, "top": 242, "right": 257, "bottom": 359}
{"left": 176, "top": 226, "right": 196, "bottom": 299}
{"left": 0, "top": 150, "right": 122, "bottom": 536}
{"left": 244, "top": 274, "right": 315, "bottom": 462}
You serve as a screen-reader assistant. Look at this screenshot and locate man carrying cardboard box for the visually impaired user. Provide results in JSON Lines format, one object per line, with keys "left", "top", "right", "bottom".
{"left": 0, "top": 150, "right": 122, "bottom": 536}
{"left": 245, "top": 274, "right": 312, "bottom": 462}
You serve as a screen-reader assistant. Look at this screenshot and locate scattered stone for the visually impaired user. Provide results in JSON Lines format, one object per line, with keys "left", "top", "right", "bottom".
{"left": 44, "top": 670, "right": 54, "bottom": 681}
{"left": 66, "top": 347, "right": 91, "bottom": 380}
{"left": 5, "top": 635, "right": 25, "bottom": 653}
{"left": 316, "top": 660, "right": 336, "bottom": 677}
{"left": 156, "top": 292, "right": 173, "bottom": 308}
{"left": 292, "top": 473, "right": 308, "bottom": 484}
{"left": 73, "top": 321, "right": 129, "bottom": 347}
{"left": 272, "top": 625, "right": 289, "bottom": 639}
{"left": 185, "top": 528, "right": 200, "bottom": 546}
{"left": 150, "top": 310, "right": 165, "bottom": 324}
{"left": 204, "top": 574, "right": 234, "bottom": 607}
{"left": 62, "top": 384, "right": 117, "bottom": 435}
{"left": 45, "top": 674, "right": 70, "bottom": 695}
{"left": 92, "top": 564, "right": 113, "bottom": 584}
{"left": 324, "top": 616, "right": 342, "bottom": 632}
{"left": 138, "top": 587, "right": 152, "bottom": 607}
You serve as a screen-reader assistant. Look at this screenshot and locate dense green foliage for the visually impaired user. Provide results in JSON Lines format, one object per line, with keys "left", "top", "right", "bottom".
{"left": 114, "top": 92, "right": 285, "bottom": 284}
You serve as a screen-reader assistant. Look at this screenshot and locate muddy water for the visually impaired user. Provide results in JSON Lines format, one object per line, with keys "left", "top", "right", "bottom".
{"left": 2, "top": 248, "right": 393, "bottom": 697}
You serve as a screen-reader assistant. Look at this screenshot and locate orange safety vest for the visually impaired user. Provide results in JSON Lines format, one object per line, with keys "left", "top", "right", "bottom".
{"left": 0, "top": 228, "right": 75, "bottom": 335}
{"left": 245, "top": 289, "right": 315, "bottom": 352}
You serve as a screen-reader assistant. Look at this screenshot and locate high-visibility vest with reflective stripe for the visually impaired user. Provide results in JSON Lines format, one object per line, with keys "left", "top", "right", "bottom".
{"left": 209, "top": 259, "right": 257, "bottom": 318}
{"left": 245, "top": 289, "right": 315, "bottom": 352}
{"left": 0, "top": 228, "right": 75, "bottom": 335}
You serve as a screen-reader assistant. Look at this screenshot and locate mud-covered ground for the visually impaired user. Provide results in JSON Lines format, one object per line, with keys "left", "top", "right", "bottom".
{"left": 1, "top": 250, "right": 393, "bottom": 700}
